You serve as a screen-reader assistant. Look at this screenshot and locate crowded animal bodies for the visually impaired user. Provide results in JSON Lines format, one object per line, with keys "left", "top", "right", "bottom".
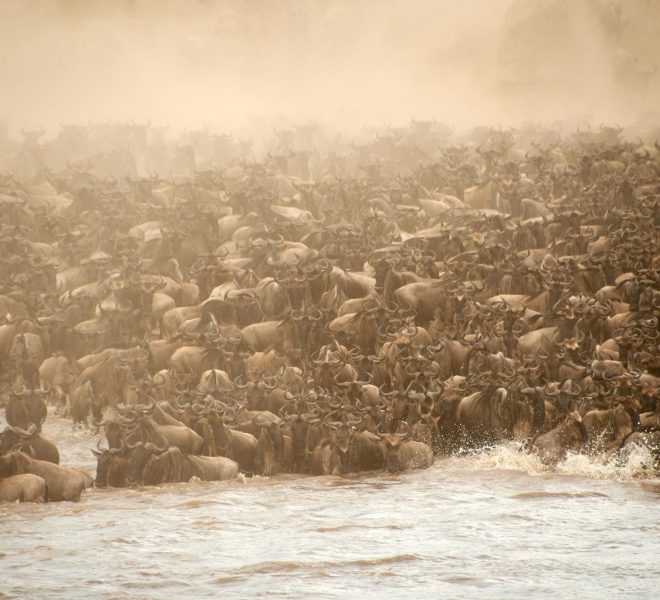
{"left": 0, "top": 119, "right": 658, "bottom": 501}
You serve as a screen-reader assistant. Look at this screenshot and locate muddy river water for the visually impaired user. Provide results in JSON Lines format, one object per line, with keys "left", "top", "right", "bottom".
{"left": 1, "top": 416, "right": 658, "bottom": 599}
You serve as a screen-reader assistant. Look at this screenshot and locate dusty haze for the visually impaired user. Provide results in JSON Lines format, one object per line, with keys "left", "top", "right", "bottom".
{"left": 1, "top": 0, "right": 660, "bottom": 136}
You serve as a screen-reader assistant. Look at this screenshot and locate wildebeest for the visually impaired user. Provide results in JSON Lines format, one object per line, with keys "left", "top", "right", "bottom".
{"left": 456, "top": 386, "right": 534, "bottom": 447}
{"left": 531, "top": 411, "right": 588, "bottom": 464}
{"left": 0, "top": 424, "right": 60, "bottom": 464}
{"left": 380, "top": 424, "right": 434, "bottom": 473}
{"left": 0, "top": 474, "right": 48, "bottom": 503}
{"left": 5, "top": 387, "right": 48, "bottom": 431}
{"left": 2, "top": 118, "right": 659, "bottom": 490}
{"left": 126, "top": 443, "right": 238, "bottom": 486}
{"left": 0, "top": 452, "right": 88, "bottom": 502}
{"left": 582, "top": 405, "right": 635, "bottom": 454}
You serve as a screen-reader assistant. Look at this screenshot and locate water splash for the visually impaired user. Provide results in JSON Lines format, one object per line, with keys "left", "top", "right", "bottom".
{"left": 556, "top": 445, "right": 657, "bottom": 481}
{"left": 439, "top": 441, "right": 658, "bottom": 482}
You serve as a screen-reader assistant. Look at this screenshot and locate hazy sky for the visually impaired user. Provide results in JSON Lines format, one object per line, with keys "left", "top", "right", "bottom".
{"left": 1, "top": 0, "right": 658, "bottom": 135}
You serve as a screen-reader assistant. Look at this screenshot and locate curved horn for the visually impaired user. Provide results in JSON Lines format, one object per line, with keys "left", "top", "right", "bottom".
{"left": 8, "top": 423, "right": 38, "bottom": 438}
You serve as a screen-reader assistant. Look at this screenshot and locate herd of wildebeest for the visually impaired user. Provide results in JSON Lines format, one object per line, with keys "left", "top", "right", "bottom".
{"left": 0, "top": 119, "right": 658, "bottom": 503}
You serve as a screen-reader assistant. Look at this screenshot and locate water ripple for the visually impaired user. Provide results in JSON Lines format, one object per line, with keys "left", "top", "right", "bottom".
{"left": 2, "top": 414, "right": 658, "bottom": 599}
{"left": 233, "top": 554, "right": 421, "bottom": 576}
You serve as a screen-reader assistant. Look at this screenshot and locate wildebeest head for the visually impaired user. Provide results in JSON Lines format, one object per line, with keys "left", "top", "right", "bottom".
{"left": 100, "top": 418, "right": 124, "bottom": 450}
{"left": 126, "top": 440, "right": 169, "bottom": 485}
{"left": 0, "top": 424, "right": 38, "bottom": 456}
{"left": 521, "top": 387, "right": 547, "bottom": 432}
{"left": 325, "top": 411, "right": 362, "bottom": 474}
{"left": 368, "top": 254, "right": 396, "bottom": 294}
{"left": 6, "top": 386, "right": 48, "bottom": 432}
{"left": 92, "top": 440, "right": 129, "bottom": 488}
{"left": 280, "top": 308, "right": 324, "bottom": 363}
{"left": 382, "top": 434, "right": 402, "bottom": 469}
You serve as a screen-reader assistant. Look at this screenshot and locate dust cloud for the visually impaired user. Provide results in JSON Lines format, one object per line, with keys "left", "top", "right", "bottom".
{"left": 1, "top": 0, "right": 659, "bottom": 137}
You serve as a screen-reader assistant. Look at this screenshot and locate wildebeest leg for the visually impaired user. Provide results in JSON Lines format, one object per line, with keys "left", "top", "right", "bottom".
{"left": 50, "top": 383, "right": 69, "bottom": 417}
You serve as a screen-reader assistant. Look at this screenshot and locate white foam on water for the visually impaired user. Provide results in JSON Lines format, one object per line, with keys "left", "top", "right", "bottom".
{"left": 440, "top": 441, "right": 658, "bottom": 482}
{"left": 439, "top": 442, "right": 548, "bottom": 478}
{"left": 556, "top": 445, "right": 657, "bottom": 481}
{"left": 478, "top": 442, "right": 548, "bottom": 476}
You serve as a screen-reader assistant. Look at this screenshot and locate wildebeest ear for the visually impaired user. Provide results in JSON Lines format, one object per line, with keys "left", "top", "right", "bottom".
{"left": 568, "top": 410, "right": 582, "bottom": 422}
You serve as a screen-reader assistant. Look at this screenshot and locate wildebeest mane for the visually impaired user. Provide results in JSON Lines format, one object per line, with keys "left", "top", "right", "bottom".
{"left": 473, "top": 385, "right": 498, "bottom": 408}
